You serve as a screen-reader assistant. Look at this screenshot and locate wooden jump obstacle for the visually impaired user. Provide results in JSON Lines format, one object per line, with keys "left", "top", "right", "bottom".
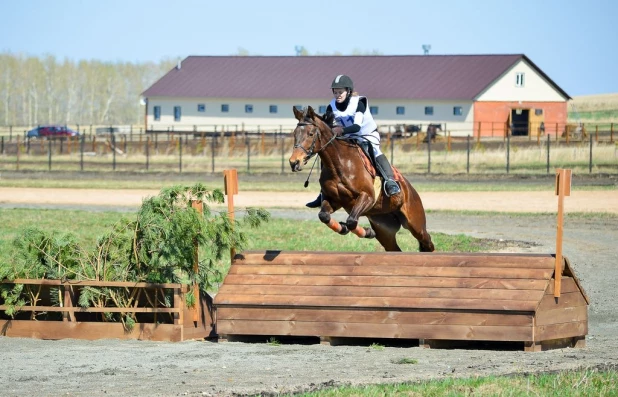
{"left": 214, "top": 250, "right": 588, "bottom": 351}
{"left": 214, "top": 168, "right": 588, "bottom": 351}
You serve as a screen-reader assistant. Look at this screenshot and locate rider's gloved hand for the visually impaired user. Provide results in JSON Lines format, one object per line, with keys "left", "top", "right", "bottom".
{"left": 332, "top": 126, "right": 344, "bottom": 135}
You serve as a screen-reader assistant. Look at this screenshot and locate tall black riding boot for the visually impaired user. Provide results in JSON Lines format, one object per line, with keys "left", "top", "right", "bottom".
{"left": 375, "top": 154, "right": 401, "bottom": 197}
{"left": 306, "top": 192, "right": 322, "bottom": 208}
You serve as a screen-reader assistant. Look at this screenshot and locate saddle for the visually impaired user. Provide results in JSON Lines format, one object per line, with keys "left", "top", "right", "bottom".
{"left": 354, "top": 144, "right": 403, "bottom": 182}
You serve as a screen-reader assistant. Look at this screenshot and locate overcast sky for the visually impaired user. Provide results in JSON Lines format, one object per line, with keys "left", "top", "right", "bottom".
{"left": 1, "top": 0, "right": 616, "bottom": 96}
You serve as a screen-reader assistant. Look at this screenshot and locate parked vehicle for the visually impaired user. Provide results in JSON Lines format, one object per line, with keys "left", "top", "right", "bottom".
{"left": 26, "top": 125, "right": 80, "bottom": 139}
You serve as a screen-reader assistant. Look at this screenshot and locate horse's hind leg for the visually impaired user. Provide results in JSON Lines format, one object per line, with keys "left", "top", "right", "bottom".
{"left": 398, "top": 208, "right": 435, "bottom": 252}
{"left": 399, "top": 188, "right": 435, "bottom": 252}
{"left": 368, "top": 215, "right": 402, "bottom": 252}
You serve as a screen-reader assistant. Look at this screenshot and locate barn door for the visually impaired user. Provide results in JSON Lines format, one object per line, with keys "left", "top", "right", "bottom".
{"left": 511, "top": 108, "right": 529, "bottom": 136}
{"left": 529, "top": 108, "right": 545, "bottom": 136}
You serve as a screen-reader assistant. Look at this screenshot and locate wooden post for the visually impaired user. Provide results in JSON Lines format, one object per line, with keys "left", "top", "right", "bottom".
{"left": 16, "top": 135, "right": 20, "bottom": 171}
{"left": 191, "top": 200, "right": 203, "bottom": 322}
{"left": 554, "top": 168, "right": 571, "bottom": 298}
{"left": 611, "top": 123, "right": 614, "bottom": 142}
{"left": 224, "top": 169, "right": 239, "bottom": 262}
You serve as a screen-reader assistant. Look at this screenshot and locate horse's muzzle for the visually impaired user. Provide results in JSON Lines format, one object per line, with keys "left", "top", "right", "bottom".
{"left": 289, "top": 159, "right": 303, "bottom": 172}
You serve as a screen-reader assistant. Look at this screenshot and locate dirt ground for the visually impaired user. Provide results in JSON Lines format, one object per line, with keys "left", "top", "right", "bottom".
{"left": 0, "top": 181, "right": 617, "bottom": 396}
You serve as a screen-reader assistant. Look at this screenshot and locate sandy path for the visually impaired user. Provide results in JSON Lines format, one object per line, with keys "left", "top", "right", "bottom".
{"left": 1, "top": 187, "right": 617, "bottom": 213}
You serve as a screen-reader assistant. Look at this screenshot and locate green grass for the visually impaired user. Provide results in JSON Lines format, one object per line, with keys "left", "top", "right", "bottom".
{"left": 288, "top": 367, "right": 618, "bottom": 396}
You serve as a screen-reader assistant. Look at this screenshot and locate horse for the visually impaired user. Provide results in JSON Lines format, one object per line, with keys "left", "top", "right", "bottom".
{"left": 288, "top": 106, "right": 435, "bottom": 252}
{"left": 423, "top": 123, "right": 442, "bottom": 143}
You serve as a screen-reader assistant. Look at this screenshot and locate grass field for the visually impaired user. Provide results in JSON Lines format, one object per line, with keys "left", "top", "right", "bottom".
{"left": 569, "top": 93, "right": 618, "bottom": 123}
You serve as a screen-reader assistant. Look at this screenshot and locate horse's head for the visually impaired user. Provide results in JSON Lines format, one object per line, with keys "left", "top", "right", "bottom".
{"left": 288, "top": 106, "right": 336, "bottom": 172}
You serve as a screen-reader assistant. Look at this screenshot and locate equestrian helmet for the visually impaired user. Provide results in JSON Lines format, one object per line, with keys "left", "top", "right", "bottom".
{"left": 331, "top": 75, "right": 354, "bottom": 91}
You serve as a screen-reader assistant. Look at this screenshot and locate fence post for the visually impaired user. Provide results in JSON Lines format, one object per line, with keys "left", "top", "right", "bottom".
{"left": 246, "top": 136, "right": 251, "bottom": 174}
{"left": 211, "top": 132, "right": 216, "bottom": 174}
{"left": 80, "top": 134, "right": 85, "bottom": 171}
{"left": 1, "top": 136, "right": 4, "bottom": 155}
{"left": 48, "top": 139, "right": 52, "bottom": 171}
{"left": 112, "top": 134, "right": 116, "bottom": 171}
{"left": 611, "top": 123, "right": 614, "bottom": 143}
{"left": 146, "top": 136, "right": 150, "bottom": 171}
{"left": 16, "top": 136, "right": 20, "bottom": 170}
{"left": 589, "top": 133, "right": 593, "bottom": 173}
{"left": 466, "top": 135, "right": 470, "bottom": 174}
{"left": 546, "top": 134, "right": 550, "bottom": 174}
{"left": 280, "top": 126, "right": 285, "bottom": 174}
{"left": 179, "top": 135, "right": 183, "bottom": 173}
{"left": 506, "top": 131, "right": 510, "bottom": 174}
{"left": 427, "top": 130, "right": 431, "bottom": 174}
{"left": 390, "top": 130, "right": 394, "bottom": 165}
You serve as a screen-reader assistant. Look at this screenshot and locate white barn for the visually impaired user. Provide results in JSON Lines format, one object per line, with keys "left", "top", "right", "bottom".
{"left": 141, "top": 55, "right": 570, "bottom": 137}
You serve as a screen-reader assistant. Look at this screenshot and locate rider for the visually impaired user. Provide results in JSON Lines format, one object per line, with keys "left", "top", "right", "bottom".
{"left": 306, "top": 74, "right": 401, "bottom": 208}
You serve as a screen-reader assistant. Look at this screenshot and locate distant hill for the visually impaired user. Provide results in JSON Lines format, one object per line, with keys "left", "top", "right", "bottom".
{"left": 568, "top": 93, "right": 618, "bottom": 123}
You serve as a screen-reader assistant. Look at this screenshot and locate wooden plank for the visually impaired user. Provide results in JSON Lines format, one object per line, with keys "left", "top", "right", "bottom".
{"left": 0, "top": 320, "right": 183, "bottom": 341}
{"left": 215, "top": 320, "right": 533, "bottom": 341}
{"left": 227, "top": 265, "right": 553, "bottom": 280}
{"left": 535, "top": 321, "right": 587, "bottom": 341}
{"left": 4, "top": 279, "right": 184, "bottom": 288}
{"left": 545, "top": 277, "right": 580, "bottom": 295}
{"left": 235, "top": 251, "right": 555, "bottom": 268}
{"left": 221, "top": 274, "right": 548, "bottom": 290}
{"left": 536, "top": 292, "right": 588, "bottom": 312}
{"left": 0, "top": 305, "right": 179, "bottom": 313}
{"left": 535, "top": 306, "right": 588, "bottom": 326}
{"left": 214, "top": 295, "right": 539, "bottom": 311}
{"left": 216, "top": 307, "right": 534, "bottom": 327}
{"left": 217, "top": 285, "right": 545, "bottom": 302}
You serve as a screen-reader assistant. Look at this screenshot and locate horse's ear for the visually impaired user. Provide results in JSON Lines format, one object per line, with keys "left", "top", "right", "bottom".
{"left": 322, "top": 110, "right": 335, "bottom": 126}
{"left": 293, "top": 106, "right": 303, "bottom": 121}
{"left": 306, "top": 106, "right": 316, "bottom": 119}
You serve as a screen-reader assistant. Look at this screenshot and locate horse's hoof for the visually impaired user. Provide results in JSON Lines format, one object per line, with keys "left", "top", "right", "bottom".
{"left": 339, "top": 222, "right": 350, "bottom": 235}
{"left": 364, "top": 228, "right": 376, "bottom": 239}
{"left": 345, "top": 219, "right": 358, "bottom": 231}
{"left": 318, "top": 212, "right": 330, "bottom": 223}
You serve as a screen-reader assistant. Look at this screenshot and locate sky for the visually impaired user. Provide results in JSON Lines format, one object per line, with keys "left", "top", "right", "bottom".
{"left": 1, "top": 0, "right": 616, "bottom": 97}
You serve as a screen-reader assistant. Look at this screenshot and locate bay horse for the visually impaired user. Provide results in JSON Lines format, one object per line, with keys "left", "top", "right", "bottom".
{"left": 288, "top": 106, "right": 435, "bottom": 252}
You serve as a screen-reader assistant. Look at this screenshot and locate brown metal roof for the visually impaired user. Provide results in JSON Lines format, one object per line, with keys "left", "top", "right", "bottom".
{"left": 142, "top": 55, "right": 570, "bottom": 101}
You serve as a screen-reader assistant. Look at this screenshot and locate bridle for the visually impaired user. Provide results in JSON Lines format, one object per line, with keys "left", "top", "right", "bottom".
{"left": 293, "top": 120, "right": 339, "bottom": 162}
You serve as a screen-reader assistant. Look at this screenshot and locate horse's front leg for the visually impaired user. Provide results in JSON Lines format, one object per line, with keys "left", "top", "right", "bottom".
{"left": 345, "top": 192, "right": 377, "bottom": 239}
{"left": 317, "top": 200, "right": 350, "bottom": 235}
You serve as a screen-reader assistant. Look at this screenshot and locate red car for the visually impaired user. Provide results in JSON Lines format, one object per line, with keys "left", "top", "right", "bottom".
{"left": 28, "top": 125, "right": 80, "bottom": 139}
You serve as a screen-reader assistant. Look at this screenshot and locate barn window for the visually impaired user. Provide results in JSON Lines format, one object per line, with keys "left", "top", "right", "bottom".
{"left": 318, "top": 105, "right": 327, "bottom": 113}
{"left": 453, "top": 106, "right": 463, "bottom": 116}
{"left": 173, "top": 106, "right": 181, "bottom": 122}
{"left": 221, "top": 104, "right": 229, "bottom": 113}
{"left": 516, "top": 72, "right": 525, "bottom": 87}
{"left": 396, "top": 106, "right": 405, "bottom": 115}
{"left": 294, "top": 105, "right": 303, "bottom": 110}
{"left": 245, "top": 104, "right": 253, "bottom": 113}
{"left": 270, "top": 105, "right": 278, "bottom": 114}
{"left": 535, "top": 108, "right": 543, "bottom": 116}
{"left": 370, "top": 106, "right": 379, "bottom": 115}
{"left": 197, "top": 104, "right": 205, "bottom": 112}
{"left": 153, "top": 106, "right": 161, "bottom": 121}
{"left": 425, "top": 106, "right": 434, "bottom": 116}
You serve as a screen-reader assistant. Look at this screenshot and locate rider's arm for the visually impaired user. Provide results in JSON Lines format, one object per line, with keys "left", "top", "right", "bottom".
{"left": 341, "top": 100, "right": 366, "bottom": 134}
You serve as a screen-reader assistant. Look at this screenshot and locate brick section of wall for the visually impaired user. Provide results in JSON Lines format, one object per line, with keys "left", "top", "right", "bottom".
{"left": 474, "top": 102, "right": 568, "bottom": 137}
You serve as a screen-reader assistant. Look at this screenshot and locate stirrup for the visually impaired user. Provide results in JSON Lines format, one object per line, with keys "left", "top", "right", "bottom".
{"left": 306, "top": 193, "right": 322, "bottom": 208}
{"left": 384, "top": 180, "right": 401, "bottom": 197}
